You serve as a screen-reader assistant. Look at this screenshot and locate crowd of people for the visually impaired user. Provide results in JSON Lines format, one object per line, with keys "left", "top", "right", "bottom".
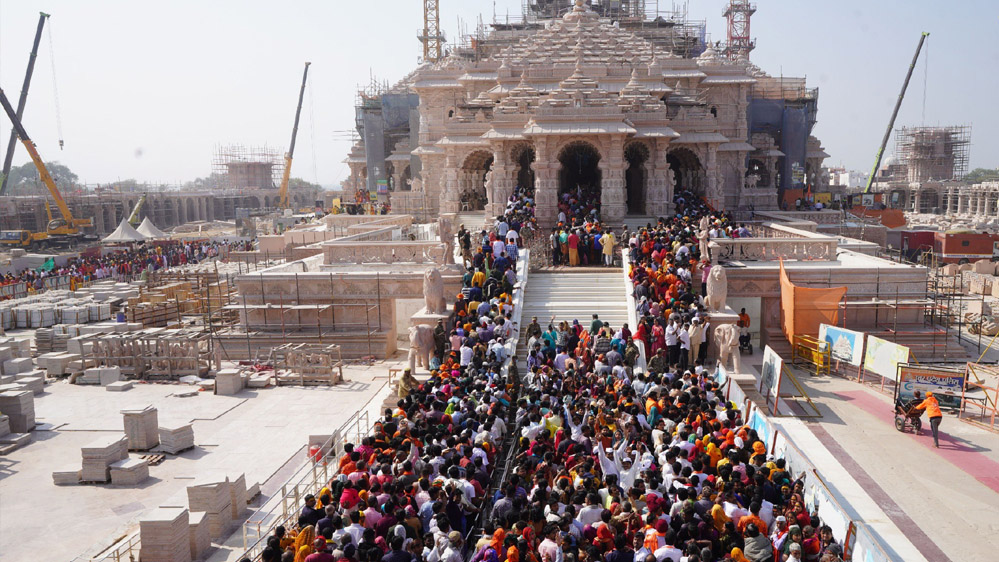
{"left": 254, "top": 187, "right": 846, "bottom": 562}
{"left": 0, "top": 239, "right": 251, "bottom": 296}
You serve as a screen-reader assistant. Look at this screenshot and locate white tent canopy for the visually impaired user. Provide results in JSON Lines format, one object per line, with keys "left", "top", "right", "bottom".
{"left": 136, "top": 217, "right": 169, "bottom": 239}
{"left": 103, "top": 218, "right": 147, "bottom": 244}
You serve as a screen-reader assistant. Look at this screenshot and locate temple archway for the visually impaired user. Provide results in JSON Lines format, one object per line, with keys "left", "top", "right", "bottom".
{"left": 667, "top": 148, "right": 703, "bottom": 195}
{"left": 558, "top": 141, "right": 602, "bottom": 217}
{"left": 746, "top": 158, "right": 770, "bottom": 187}
{"left": 459, "top": 150, "right": 493, "bottom": 211}
{"left": 625, "top": 142, "right": 650, "bottom": 215}
{"left": 511, "top": 144, "right": 536, "bottom": 195}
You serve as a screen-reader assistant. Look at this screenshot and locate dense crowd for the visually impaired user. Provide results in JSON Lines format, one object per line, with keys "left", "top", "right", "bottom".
{"left": 0, "top": 239, "right": 251, "bottom": 295}
{"left": 547, "top": 186, "right": 618, "bottom": 268}
{"left": 255, "top": 187, "right": 845, "bottom": 562}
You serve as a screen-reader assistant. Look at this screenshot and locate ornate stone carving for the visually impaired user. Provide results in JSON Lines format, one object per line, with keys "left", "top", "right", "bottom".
{"left": 423, "top": 267, "right": 447, "bottom": 314}
{"left": 715, "top": 323, "right": 742, "bottom": 374}
{"left": 437, "top": 216, "right": 455, "bottom": 265}
{"left": 408, "top": 324, "right": 435, "bottom": 372}
{"left": 704, "top": 265, "right": 728, "bottom": 312}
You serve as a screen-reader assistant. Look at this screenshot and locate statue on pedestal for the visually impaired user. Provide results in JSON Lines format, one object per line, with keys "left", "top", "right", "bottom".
{"left": 423, "top": 267, "right": 447, "bottom": 314}
{"left": 714, "top": 323, "right": 742, "bottom": 373}
{"left": 704, "top": 265, "right": 728, "bottom": 312}
{"left": 408, "top": 325, "right": 435, "bottom": 372}
{"left": 437, "top": 216, "right": 455, "bottom": 265}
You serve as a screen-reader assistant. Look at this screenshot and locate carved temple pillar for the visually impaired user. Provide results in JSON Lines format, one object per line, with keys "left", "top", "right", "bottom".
{"left": 600, "top": 136, "right": 627, "bottom": 224}
{"left": 649, "top": 139, "right": 671, "bottom": 217}
{"left": 439, "top": 150, "right": 460, "bottom": 214}
{"left": 705, "top": 144, "right": 721, "bottom": 209}
{"left": 534, "top": 138, "right": 558, "bottom": 228}
{"left": 486, "top": 145, "right": 510, "bottom": 219}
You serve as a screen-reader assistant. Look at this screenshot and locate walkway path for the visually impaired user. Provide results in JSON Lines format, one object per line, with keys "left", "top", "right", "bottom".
{"left": 790, "top": 371, "right": 999, "bottom": 561}
{"left": 517, "top": 269, "right": 630, "bottom": 373}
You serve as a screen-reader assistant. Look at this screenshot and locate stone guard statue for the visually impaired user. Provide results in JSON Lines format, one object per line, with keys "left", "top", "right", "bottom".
{"left": 423, "top": 267, "right": 447, "bottom": 315}
{"left": 704, "top": 265, "right": 728, "bottom": 312}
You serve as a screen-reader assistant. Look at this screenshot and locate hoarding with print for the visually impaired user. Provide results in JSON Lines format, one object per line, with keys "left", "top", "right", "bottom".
{"left": 819, "top": 323, "right": 864, "bottom": 366}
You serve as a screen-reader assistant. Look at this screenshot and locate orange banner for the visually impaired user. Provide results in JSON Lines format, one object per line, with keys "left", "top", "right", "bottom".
{"left": 779, "top": 259, "right": 847, "bottom": 343}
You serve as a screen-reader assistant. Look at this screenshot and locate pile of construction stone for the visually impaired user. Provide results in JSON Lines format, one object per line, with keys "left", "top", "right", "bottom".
{"left": 136, "top": 473, "right": 256, "bottom": 562}
{"left": 54, "top": 404, "right": 196, "bottom": 486}
{"left": 947, "top": 260, "right": 999, "bottom": 298}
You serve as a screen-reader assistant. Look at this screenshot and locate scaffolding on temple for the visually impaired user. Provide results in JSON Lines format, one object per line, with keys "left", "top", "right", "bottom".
{"left": 895, "top": 125, "right": 971, "bottom": 183}
{"left": 212, "top": 144, "right": 282, "bottom": 191}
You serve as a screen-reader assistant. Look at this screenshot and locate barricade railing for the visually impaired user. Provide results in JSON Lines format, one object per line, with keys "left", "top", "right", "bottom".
{"left": 240, "top": 388, "right": 385, "bottom": 560}
{"left": 241, "top": 248, "right": 530, "bottom": 562}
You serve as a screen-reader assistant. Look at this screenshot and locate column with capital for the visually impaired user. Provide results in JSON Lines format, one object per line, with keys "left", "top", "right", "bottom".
{"left": 439, "top": 149, "right": 461, "bottom": 214}
{"left": 600, "top": 136, "right": 627, "bottom": 224}
{"left": 485, "top": 145, "right": 509, "bottom": 219}
{"left": 534, "top": 139, "right": 558, "bottom": 228}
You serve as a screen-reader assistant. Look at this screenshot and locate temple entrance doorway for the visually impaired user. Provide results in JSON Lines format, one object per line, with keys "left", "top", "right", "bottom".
{"left": 667, "top": 148, "right": 703, "bottom": 197}
{"left": 512, "top": 144, "right": 536, "bottom": 197}
{"left": 459, "top": 151, "right": 493, "bottom": 211}
{"left": 558, "top": 141, "right": 602, "bottom": 222}
{"left": 625, "top": 142, "right": 650, "bottom": 215}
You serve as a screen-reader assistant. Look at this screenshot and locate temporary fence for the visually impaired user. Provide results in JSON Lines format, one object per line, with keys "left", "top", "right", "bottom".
{"left": 961, "top": 362, "right": 999, "bottom": 431}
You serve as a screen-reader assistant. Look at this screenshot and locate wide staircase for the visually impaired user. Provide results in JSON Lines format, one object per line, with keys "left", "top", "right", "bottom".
{"left": 517, "top": 269, "right": 631, "bottom": 373}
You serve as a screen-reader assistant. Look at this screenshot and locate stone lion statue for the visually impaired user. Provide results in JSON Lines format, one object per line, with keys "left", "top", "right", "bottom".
{"left": 714, "top": 323, "right": 741, "bottom": 374}
{"left": 423, "top": 267, "right": 447, "bottom": 315}
{"left": 408, "top": 324, "right": 436, "bottom": 372}
{"left": 704, "top": 265, "right": 728, "bottom": 312}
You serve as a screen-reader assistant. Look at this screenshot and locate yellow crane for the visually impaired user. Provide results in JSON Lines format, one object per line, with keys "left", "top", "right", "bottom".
{"left": 278, "top": 62, "right": 310, "bottom": 209}
{"left": 0, "top": 85, "right": 92, "bottom": 250}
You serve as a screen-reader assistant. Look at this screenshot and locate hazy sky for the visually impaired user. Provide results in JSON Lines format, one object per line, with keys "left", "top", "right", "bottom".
{"left": 0, "top": 0, "right": 995, "bottom": 188}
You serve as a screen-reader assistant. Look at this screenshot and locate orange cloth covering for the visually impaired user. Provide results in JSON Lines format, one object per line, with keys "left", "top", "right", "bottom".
{"left": 779, "top": 259, "right": 846, "bottom": 344}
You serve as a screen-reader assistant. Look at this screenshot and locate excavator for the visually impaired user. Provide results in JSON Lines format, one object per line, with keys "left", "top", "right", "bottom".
{"left": 0, "top": 86, "right": 93, "bottom": 250}
{"left": 277, "top": 62, "right": 310, "bottom": 210}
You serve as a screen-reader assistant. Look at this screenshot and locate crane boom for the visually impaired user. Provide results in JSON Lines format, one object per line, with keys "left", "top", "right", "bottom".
{"left": 278, "top": 62, "right": 311, "bottom": 209}
{"left": 0, "top": 86, "right": 77, "bottom": 225}
{"left": 128, "top": 194, "right": 147, "bottom": 225}
{"left": 863, "top": 32, "right": 929, "bottom": 194}
{"left": 0, "top": 12, "right": 49, "bottom": 196}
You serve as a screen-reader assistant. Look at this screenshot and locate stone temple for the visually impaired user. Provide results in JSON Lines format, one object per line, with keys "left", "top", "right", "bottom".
{"left": 344, "top": 0, "right": 828, "bottom": 225}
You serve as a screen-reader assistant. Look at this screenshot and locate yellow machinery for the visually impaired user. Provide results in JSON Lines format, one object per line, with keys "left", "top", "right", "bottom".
{"left": 277, "top": 62, "right": 310, "bottom": 209}
{"left": 0, "top": 85, "right": 92, "bottom": 250}
{"left": 127, "top": 193, "right": 147, "bottom": 225}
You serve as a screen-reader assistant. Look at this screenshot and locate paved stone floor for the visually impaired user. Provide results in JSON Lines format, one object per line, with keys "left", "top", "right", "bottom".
{"left": 791, "top": 369, "right": 999, "bottom": 562}
{"left": 0, "top": 358, "right": 400, "bottom": 562}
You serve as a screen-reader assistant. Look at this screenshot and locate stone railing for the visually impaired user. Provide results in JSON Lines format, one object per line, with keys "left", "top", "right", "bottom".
{"left": 710, "top": 237, "right": 838, "bottom": 261}
{"left": 323, "top": 241, "right": 445, "bottom": 265}
{"left": 754, "top": 210, "right": 841, "bottom": 225}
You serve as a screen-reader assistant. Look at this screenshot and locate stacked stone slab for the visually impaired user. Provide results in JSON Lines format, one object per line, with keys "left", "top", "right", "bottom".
{"left": 186, "top": 476, "right": 232, "bottom": 539}
{"left": 110, "top": 458, "right": 150, "bottom": 486}
{"left": 159, "top": 424, "right": 195, "bottom": 454}
{"left": 14, "top": 374, "right": 44, "bottom": 394}
{"left": 79, "top": 366, "right": 122, "bottom": 385}
{"left": 188, "top": 511, "right": 212, "bottom": 560}
{"left": 51, "top": 466, "right": 81, "bottom": 485}
{"left": 106, "top": 381, "right": 134, "bottom": 392}
{"left": 229, "top": 473, "right": 248, "bottom": 519}
{"left": 0, "top": 390, "right": 34, "bottom": 432}
{"left": 122, "top": 405, "right": 159, "bottom": 450}
{"left": 139, "top": 507, "right": 192, "bottom": 562}
{"left": 3, "top": 357, "right": 33, "bottom": 376}
{"left": 214, "top": 368, "right": 244, "bottom": 395}
{"left": 35, "top": 352, "right": 81, "bottom": 376}
{"left": 81, "top": 434, "right": 128, "bottom": 482}
{"left": 0, "top": 412, "right": 31, "bottom": 453}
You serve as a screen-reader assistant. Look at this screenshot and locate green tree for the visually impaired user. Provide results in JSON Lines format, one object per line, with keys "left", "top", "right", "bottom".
{"left": 964, "top": 168, "right": 999, "bottom": 183}
{"left": 4, "top": 160, "right": 78, "bottom": 192}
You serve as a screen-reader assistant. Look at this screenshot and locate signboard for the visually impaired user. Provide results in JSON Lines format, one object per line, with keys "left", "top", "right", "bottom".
{"left": 861, "top": 194, "right": 875, "bottom": 207}
{"left": 376, "top": 179, "right": 389, "bottom": 194}
{"left": 818, "top": 323, "right": 864, "bottom": 366}
{"left": 863, "top": 336, "right": 909, "bottom": 381}
{"left": 760, "top": 345, "right": 784, "bottom": 401}
{"left": 897, "top": 364, "right": 965, "bottom": 409}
